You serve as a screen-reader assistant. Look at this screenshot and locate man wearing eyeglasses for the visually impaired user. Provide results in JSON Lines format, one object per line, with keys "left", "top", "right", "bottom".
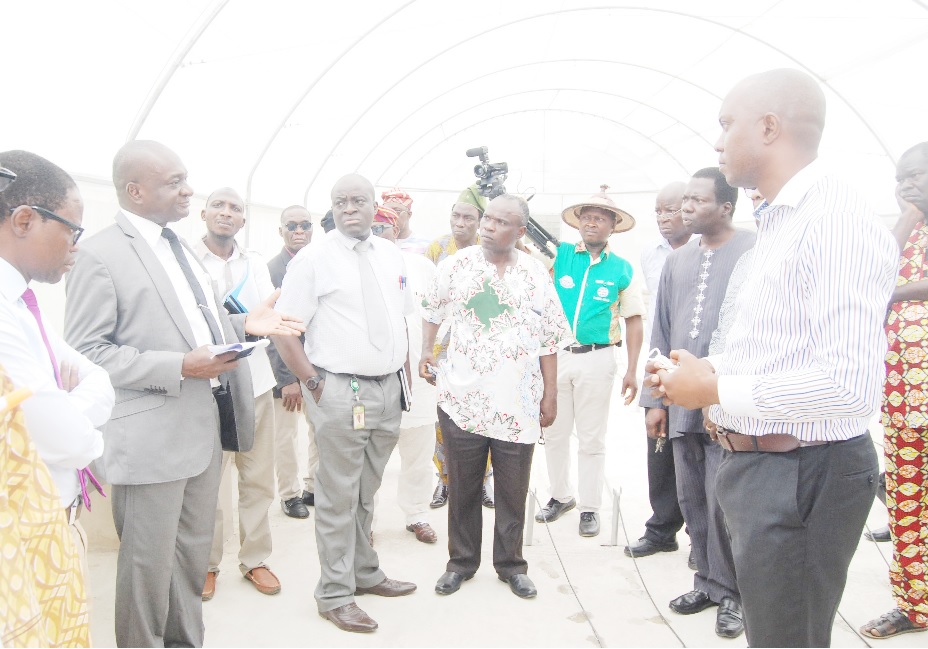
{"left": 625, "top": 181, "right": 691, "bottom": 564}
{"left": 267, "top": 205, "right": 318, "bottom": 520}
{"left": 0, "top": 149, "right": 113, "bottom": 627}
{"left": 534, "top": 188, "right": 644, "bottom": 538}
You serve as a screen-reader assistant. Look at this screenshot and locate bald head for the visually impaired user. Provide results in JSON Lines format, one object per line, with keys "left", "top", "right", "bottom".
{"left": 656, "top": 181, "right": 686, "bottom": 205}
{"left": 112, "top": 140, "right": 192, "bottom": 225}
{"left": 715, "top": 69, "right": 825, "bottom": 198}
{"left": 731, "top": 68, "right": 826, "bottom": 151}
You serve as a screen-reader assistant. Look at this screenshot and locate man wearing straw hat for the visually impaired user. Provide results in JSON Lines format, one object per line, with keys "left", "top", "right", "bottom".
{"left": 534, "top": 186, "right": 644, "bottom": 538}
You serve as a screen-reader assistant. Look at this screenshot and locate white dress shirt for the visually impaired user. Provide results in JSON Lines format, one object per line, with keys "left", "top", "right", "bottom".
{"left": 0, "top": 257, "right": 112, "bottom": 506}
{"left": 193, "top": 239, "right": 277, "bottom": 397}
{"left": 122, "top": 210, "right": 225, "bottom": 350}
{"left": 401, "top": 250, "right": 437, "bottom": 428}
{"left": 276, "top": 229, "right": 413, "bottom": 376}
{"left": 708, "top": 160, "right": 898, "bottom": 441}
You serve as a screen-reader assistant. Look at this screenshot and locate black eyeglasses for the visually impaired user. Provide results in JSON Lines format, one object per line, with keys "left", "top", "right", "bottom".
{"left": 371, "top": 223, "right": 394, "bottom": 235}
{"left": 0, "top": 167, "right": 15, "bottom": 193}
{"left": 11, "top": 206, "right": 84, "bottom": 244}
{"left": 285, "top": 220, "right": 312, "bottom": 232}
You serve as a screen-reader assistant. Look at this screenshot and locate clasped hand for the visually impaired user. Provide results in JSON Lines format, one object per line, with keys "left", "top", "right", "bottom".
{"left": 645, "top": 349, "right": 720, "bottom": 410}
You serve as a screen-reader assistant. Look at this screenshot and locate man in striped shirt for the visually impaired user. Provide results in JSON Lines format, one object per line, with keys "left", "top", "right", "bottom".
{"left": 649, "top": 68, "right": 898, "bottom": 647}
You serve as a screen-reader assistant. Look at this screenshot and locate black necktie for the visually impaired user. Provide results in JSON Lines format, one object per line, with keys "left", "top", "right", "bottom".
{"left": 161, "top": 228, "right": 224, "bottom": 345}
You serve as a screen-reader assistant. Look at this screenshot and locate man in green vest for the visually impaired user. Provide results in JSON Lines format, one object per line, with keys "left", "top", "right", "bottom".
{"left": 535, "top": 187, "right": 644, "bottom": 537}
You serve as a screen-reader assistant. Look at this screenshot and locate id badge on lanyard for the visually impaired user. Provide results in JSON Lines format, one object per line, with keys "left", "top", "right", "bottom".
{"left": 350, "top": 376, "right": 365, "bottom": 429}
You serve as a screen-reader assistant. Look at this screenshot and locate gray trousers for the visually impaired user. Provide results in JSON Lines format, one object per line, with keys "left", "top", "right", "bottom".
{"left": 716, "top": 435, "right": 877, "bottom": 647}
{"left": 111, "top": 438, "right": 222, "bottom": 648}
{"left": 305, "top": 371, "right": 401, "bottom": 612}
{"left": 673, "top": 432, "right": 738, "bottom": 604}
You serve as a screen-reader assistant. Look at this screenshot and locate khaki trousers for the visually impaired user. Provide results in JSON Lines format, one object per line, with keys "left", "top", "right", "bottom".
{"left": 273, "top": 395, "right": 319, "bottom": 500}
{"left": 542, "top": 346, "right": 618, "bottom": 512}
{"left": 209, "top": 389, "right": 276, "bottom": 572}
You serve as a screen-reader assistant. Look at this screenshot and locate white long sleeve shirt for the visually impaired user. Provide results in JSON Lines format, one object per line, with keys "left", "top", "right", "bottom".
{"left": 0, "top": 257, "right": 112, "bottom": 506}
{"left": 707, "top": 161, "right": 898, "bottom": 441}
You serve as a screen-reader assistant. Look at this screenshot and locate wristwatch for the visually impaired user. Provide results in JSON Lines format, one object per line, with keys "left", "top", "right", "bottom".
{"left": 304, "top": 375, "right": 323, "bottom": 391}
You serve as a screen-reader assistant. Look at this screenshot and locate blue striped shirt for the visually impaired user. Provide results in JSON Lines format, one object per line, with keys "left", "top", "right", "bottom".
{"left": 708, "top": 160, "right": 898, "bottom": 441}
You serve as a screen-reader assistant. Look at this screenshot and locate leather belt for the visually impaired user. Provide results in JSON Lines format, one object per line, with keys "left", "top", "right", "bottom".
{"left": 567, "top": 342, "right": 621, "bottom": 354}
{"left": 716, "top": 427, "right": 832, "bottom": 453}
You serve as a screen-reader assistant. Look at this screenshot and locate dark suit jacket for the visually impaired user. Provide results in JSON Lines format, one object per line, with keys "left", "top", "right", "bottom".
{"left": 64, "top": 212, "right": 255, "bottom": 485}
{"left": 267, "top": 247, "right": 299, "bottom": 396}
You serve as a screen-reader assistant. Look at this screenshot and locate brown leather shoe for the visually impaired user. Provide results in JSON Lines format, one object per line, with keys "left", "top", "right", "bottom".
{"left": 406, "top": 522, "right": 438, "bottom": 543}
{"left": 243, "top": 566, "right": 281, "bottom": 595}
{"left": 355, "top": 577, "right": 417, "bottom": 597}
{"left": 201, "top": 571, "right": 217, "bottom": 601}
{"left": 319, "top": 603, "right": 378, "bottom": 633}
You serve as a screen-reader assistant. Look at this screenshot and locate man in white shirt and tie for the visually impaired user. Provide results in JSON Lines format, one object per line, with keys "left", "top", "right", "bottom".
{"left": 273, "top": 174, "right": 417, "bottom": 634}
{"left": 0, "top": 149, "right": 113, "bottom": 585}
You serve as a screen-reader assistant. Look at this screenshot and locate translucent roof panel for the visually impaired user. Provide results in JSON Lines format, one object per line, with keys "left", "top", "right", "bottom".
{"left": 4, "top": 0, "right": 928, "bottom": 241}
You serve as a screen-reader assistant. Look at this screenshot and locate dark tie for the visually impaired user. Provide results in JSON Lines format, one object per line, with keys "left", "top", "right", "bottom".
{"left": 354, "top": 240, "right": 391, "bottom": 350}
{"left": 21, "top": 287, "right": 104, "bottom": 510}
{"left": 161, "top": 228, "right": 224, "bottom": 345}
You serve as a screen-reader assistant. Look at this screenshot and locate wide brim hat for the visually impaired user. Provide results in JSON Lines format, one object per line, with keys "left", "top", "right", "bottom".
{"left": 561, "top": 188, "right": 635, "bottom": 234}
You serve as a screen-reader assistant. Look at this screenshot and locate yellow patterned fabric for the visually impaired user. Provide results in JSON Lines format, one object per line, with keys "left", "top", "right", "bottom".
{"left": 0, "top": 368, "right": 90, "bottom": 647}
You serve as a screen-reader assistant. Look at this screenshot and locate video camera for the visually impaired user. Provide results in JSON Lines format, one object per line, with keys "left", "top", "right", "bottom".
{"left": 466, "top": 146, "right": 508, "bottom": 199}
{"left": 465, "top": 146, "right": 559, "bottom": 258}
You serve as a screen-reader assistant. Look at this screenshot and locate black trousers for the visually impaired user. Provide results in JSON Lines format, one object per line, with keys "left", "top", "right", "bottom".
{"left": 716, "top": 434, "right": 877, "bottom": 647}
{"left": 438, "top": 407, "right": 534, "bottom": 578}
{"left": 644, "top": 431, "right": 684, "bottom": 544}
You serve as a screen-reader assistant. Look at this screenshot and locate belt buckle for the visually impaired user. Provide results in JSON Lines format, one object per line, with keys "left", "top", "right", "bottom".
{"left": 716, "top": 428, "right": 735, "bottom": 452}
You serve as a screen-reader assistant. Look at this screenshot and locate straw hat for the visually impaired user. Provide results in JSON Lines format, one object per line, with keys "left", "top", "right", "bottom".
{"left": 561, "top": 184, "right": 635, "bottom": 233}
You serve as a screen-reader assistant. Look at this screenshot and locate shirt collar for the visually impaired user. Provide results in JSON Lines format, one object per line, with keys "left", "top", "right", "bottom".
{"left": 331, "top": 227, "right": 372, "bottom": 250}
{"left": 193, "top": 236, "right": 241, "bottom": 262}
{"left": 121, "top": 209, "right": 171, "bottom": 249}
{"left": 573, "top": 240, "right": 611, "bottom": 260}
{"left": 768, "top": 159, "right": 825, "bottom": 209}
{"left": 0, "top": 256, "right": 27, "bottom": 305}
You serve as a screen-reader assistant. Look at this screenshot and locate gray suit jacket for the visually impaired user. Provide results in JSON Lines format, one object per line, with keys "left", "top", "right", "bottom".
{"left": 64, "top": 212, "right": 255, "bottom": 485}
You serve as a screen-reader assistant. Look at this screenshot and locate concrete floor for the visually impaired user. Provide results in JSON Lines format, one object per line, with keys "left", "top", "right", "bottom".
{"left": 85, "top": 386, "right": 925, "bottom": 648}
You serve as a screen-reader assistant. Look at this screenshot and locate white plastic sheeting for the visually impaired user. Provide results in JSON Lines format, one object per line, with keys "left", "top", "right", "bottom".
{"left": 5, "top": 0, "right": 928, "bottom": 244}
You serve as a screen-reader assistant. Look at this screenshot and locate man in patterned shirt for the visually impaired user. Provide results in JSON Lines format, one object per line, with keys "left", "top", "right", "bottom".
{"left": 860, "top": 142, "right": 928, "bottom": 640}
{"left": 420, "top": 194, "right": 570, "bottom": 600}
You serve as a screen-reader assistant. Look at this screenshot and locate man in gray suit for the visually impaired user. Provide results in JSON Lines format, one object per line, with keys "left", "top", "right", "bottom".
{"left": 64, "top": 140, "right": 303, "bottom": 648}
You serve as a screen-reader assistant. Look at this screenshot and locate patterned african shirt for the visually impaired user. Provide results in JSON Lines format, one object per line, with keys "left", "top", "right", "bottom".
{"left": 424, "top": 233, "right": 479, "bottom": 265}
{"left": 422, "top": 246, "right": 571, "bottom": 444}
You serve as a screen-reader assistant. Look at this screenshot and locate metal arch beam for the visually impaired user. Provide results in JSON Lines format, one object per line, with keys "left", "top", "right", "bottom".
{"left": 370, "top": 87, "right": 711, "bottom": 187}
{"left": 385, "top": 108, "right": 692, "bottom": 192}
{"left": 298, "top": 4, "right": 895, "bottom": 203}
{"left": 353, "top": 59, "right": 720, "bottom": 173}
{"left": 126, "top": 0, "right": 230, "bottom": 141}
{"left": 243, "top": 1, "right": 419, "bottom": 213}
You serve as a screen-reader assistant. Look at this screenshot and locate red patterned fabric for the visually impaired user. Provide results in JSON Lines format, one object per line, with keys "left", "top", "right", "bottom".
{"left": 381, "top": 188, "right": 412, "bottom": 209}
{"left": 882, "top": 222, "right": 928, "bottom": 626}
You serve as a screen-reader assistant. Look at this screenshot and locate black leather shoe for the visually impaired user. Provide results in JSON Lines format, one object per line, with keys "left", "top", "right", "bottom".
{"left": 301, "top": 490, "right": 314, "bottom": 507}
{"left": 435, "top": 571, "right": 471, "bottom": 595}
{"left": 670, "top": 590, "right": 716, "bottom": 615}
{"left": 688, "top": 549, "right": 697, "bottom": 571}
{"left": 864, "top": 525, "right": 890, "bottom": 542}
{"left": 534, "top": 497, "right": 576, "bottom": 523}
{"left": 482, "top": 484, "right": 495, "bottom": 508}
{"left": 715, "top": 597, "right": 744, "bottom": 638}
{"left": 500, "top": 573, "right": 537, "bottom": 599}
{"left": 623, "top": 536, "right": 678, "bottom": 557}
{"left": 579, "top": 512, "right": 600, "bottom": 537}
{"left": 281, "top": 496, "right": 309, "bottom": 519}
{"left": 430, "top": 484, "right": 448, "bottom": 509}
